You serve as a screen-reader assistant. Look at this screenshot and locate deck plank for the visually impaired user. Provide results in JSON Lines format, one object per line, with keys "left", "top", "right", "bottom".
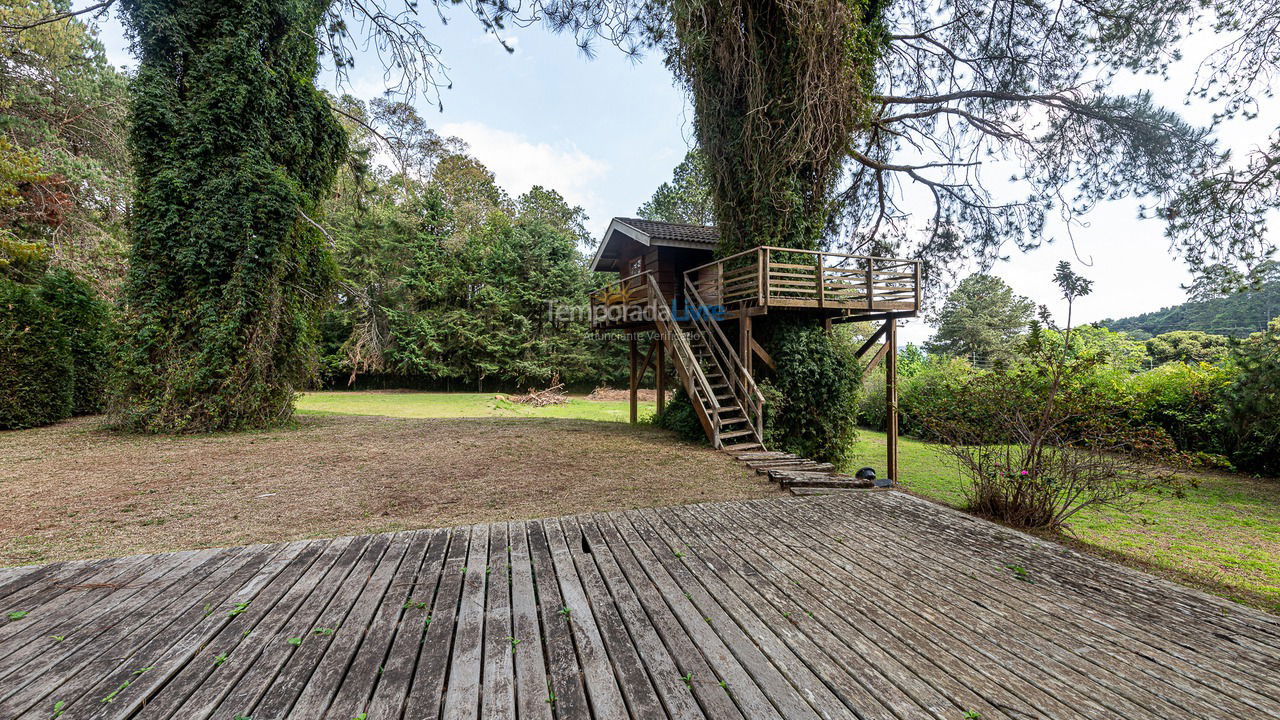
{"left": 621, "top": 509, "right": 830, "bottom": 720}
{"left": 551, "top": 516, "right": 660, "bottom": 717}
{"left": 508, "top": 520, "right": 554, "bottom": 720}
{"left": 129, "top": 540, "right": 331, "bottom": 720}
{"left": 0, "top": 548, "right": 225, "bottom": 713}
{"left": 161, "top": 537, "right": 352, "bottom": 720}
{"left": 819, "top": 495, "right": 1280, "bottom": 717}
{"left": 603, "top": 511, "right": 782, "bottom": 719}
{"left": 290, "top": 531, "right": 414, "bottom": 719}
{"left": 590, "top": 513, "right": 747, "bottom": 720}
{"left": 571, "top": 516, "right": 705, "bottom": 720}
{"left": 324, "top": 529, "right": 435, "bottom": 720}
{"left": 481, "top": 522, "right": 517, "bottom": 720}
{"left": 249, "top": 534, "right": 393, "bottom": 718}
{"left": 365, "top": 529, "right": 449, "bottom": 719}
{"left": 80, "top": 542, "right": 300, "bottom": 720}
{"left": 209, "top": 536, "right": 370, "bottom": 719}
{"left": 403, "top": 526, "right": 471, "bottom": 718}
{"left": 686, "top": 500, "right": 1086, "bottom": 719}
{"left": 0, "top": 493, "right": 1276, "bottom": 720}
{"left": 443, "top": 523, "right": 490, "bottom": 720}
{"left": 0, "top": 555, "right": 156, "bottom": 655}
{"left": 8, "top": 545, "right": 267, "bottom": 719}
{"left": 526, "top": 519, "right": 592, "bottom": 720}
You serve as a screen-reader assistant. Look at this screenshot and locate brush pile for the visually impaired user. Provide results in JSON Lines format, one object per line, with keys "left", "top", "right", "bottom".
{"left": 510, "top": 376, "right": 568, "bottom": 407}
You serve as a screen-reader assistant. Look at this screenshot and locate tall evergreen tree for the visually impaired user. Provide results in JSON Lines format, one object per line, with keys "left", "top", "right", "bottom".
{"left": 637, "top": 149, "right": 715, "bottom": 226}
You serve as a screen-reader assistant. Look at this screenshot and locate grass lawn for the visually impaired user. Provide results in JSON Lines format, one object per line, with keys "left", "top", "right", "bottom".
{"left": 848, "top": 430, "right": 1280, "bottom": 613}
{"left": 0, "top": 393, "right": 767, "bottom": 567}
{"left": 297, "top": 391, "right": 655, "bottom": 423}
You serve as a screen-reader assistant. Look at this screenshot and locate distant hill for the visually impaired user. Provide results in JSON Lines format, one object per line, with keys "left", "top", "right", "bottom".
{"left": 1101, "top": 282, "right": 1280, "bottom": 339}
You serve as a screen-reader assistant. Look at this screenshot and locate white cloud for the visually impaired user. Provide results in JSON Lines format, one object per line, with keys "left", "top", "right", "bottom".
{"left": 439, "top": 121, "right": 610, "bottom": 225}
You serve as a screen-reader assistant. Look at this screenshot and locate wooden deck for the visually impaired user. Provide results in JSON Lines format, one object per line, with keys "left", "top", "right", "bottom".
{"left": 1, "top": 492, "right": 1277, "bottom": 719}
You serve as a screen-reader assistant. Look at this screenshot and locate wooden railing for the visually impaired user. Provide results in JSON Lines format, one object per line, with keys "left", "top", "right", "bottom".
{"left": 683, "top": 275, "right": 765, "bottom": 445}
{"left": 589, "top": 269, "right": 653, "bottom": 326}
{"left": 686, "top": 246, "right": 921, "bottom": 314}
{"left": 646, "top": 275, "right": 723, "bottom": 445}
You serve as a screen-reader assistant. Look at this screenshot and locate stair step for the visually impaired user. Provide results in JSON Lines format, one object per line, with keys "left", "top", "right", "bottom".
{"left": 735, "top": 452, "right": 796, "bottom": 461}
{"left": 723, "top": 442, "right": 764, "bottom": 452}
{"left": 752, "top": 461, "right": 834, "bottom": 473}
{"left": 718, "top": 428, "right": 757, "bottom": 440}
{"left": 790, "top": 486, "right": 873, "bottom": 496}
{"left": 768, "top": 470, "right": 873, "bottom": 489}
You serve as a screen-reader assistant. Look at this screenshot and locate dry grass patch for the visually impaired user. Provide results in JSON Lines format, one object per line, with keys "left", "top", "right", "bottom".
{"left": 0, "top": 415, "right": 776, "bottom": 566}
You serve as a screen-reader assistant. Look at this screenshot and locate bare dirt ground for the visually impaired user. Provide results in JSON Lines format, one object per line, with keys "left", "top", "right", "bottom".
{"left": 0, "top": 415, "right": 777, "bottom": 566}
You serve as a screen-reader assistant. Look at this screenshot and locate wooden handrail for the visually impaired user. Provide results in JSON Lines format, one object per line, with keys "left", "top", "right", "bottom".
{"left": 682, "top": 275, "right": 766, "bottom": 445}
{"left": 682, "top": 246, "right": 920, "bottom": 314}
{"left": 684, "top": 246, "right": 763, "bottom": 277}
{"left": 647, "top": 276, "right": 721, "bottom": 411}
{"left": 590, "top": 269, "right": 652, "bottom": 300}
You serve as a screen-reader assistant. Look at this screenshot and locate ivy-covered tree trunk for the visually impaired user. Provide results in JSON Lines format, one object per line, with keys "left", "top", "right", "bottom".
{"left": 114, "top": 0, "right": 346, "bottom": 432}
{"left": 665, "top": 0, "right": 883, "bottom": 463}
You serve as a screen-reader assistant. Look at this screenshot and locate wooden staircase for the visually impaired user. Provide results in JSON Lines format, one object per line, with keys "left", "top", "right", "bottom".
{"left": 645, "top": 274, "right": 882, "bottom": 495}
{"left": 646, "top": 276, "right": 765, "bottom": 452}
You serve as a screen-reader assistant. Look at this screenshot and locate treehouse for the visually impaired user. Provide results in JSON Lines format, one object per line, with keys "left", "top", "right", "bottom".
{"left": 590, "top": 217, "right": 921, "bottom": 482}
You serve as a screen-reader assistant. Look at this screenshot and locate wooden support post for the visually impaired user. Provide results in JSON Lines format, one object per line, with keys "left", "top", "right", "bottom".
{"left": 816, "top": 254, "right": 825, "bottom": 308}
{"left": 757, "top": 247, "right": 766, "bottom": 306}
{"left": 629, "top": 333, "right": 638, "bottom": 424}
{"left": 885, "top": 319, "right": 899, "bottom": 483}
{"left": 654, "top": 337, "right": 666, "bottom": 417}
{"left": 761, "top": 249, "right": 770, "bottom": 308}
{"left": 865, "top": 256, "right": 875, "bottom": 311}
{"left": 739, "top": 315, "right": 753, "bottom": 376}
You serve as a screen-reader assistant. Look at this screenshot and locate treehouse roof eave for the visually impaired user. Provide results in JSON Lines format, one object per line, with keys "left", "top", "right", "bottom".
{"left": 590, "top": 217, "right": 719, "bottom": 273}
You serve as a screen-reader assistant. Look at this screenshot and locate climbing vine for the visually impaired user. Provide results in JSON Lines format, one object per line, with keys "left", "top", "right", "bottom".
{"left": 660, "top": 0, "right": 885, "bottom": 253}
{"left": 112, "top": 0, "right": 346, "bottom": 432}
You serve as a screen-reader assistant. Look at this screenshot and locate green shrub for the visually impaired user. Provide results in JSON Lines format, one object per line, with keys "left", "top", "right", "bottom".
{"left": 920, "top": 263, "right": 1190, "bottom": 529}
{"left": 653, "top": 387, "right": 707, "bottom": 443}
{"left": 1219, "top": 321, "right": 1280, "bottom": 475}
{"left": 760, "top": 320, "right": 862, "bottom": 464}
{"left": 39, "top": 270, "right": 112, "bottom": 414}
{"left": 897, "top": 356, "right": 983, "bottom": 439}
{"left": 0, "top": 277, "right": 73, "bottom": 429}
{"left": 857, "top": 371, "right": 886, "bottom": 429}
{"left": 1128, "top": 362, "right": 1231, "bottom": 456}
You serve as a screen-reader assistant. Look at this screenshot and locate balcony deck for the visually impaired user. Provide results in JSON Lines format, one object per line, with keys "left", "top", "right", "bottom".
{"left": 590, "top": 247, "right": 921, "bottom": 331}
{"left": 690, "top": 247, "right": 921, "bottom": 316}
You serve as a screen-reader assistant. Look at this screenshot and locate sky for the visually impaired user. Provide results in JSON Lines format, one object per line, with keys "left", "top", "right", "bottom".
{"left": 80, "top": 3, "right": 1276, "bottom": 346}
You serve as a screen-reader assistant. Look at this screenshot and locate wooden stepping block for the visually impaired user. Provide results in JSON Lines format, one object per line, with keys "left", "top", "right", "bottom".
{"left": 744, "top": 458, "right": 811, "bottom": 468}
{"left": 767, "top": 470, "right": 873, "bottom": 489}
{"left": 735, "top": 452, "right": 795, "bottom": 461}
{"left": 789, "top": 486, "right": 874, "bottom": 496}
{"left": 752, "top": 462, "right": 834, "bottom": 474}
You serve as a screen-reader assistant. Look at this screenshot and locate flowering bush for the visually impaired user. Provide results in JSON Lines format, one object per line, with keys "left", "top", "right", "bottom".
{"left": 921, "top": 263, "right": 1191, "bottom": 530}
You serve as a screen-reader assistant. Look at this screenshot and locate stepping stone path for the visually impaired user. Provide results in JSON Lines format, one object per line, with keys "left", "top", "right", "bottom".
{"left": 726, "top": 450, "right": 882, "bottom": 495}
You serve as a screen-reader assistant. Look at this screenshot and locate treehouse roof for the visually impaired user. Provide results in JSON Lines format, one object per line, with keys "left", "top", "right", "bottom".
{"left": 590, "top": 217, "right": 718, "bottom": 272}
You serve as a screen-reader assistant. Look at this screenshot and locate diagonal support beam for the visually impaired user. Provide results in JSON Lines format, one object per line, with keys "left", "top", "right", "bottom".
{"left": 856, "top": 322, "right": 890, "bottom": 359}
{"left": 750, "top": 338, "right": 776, "bottom": 370}
{"left": 864, "top": 339, "right": 891, "bottom": 374}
